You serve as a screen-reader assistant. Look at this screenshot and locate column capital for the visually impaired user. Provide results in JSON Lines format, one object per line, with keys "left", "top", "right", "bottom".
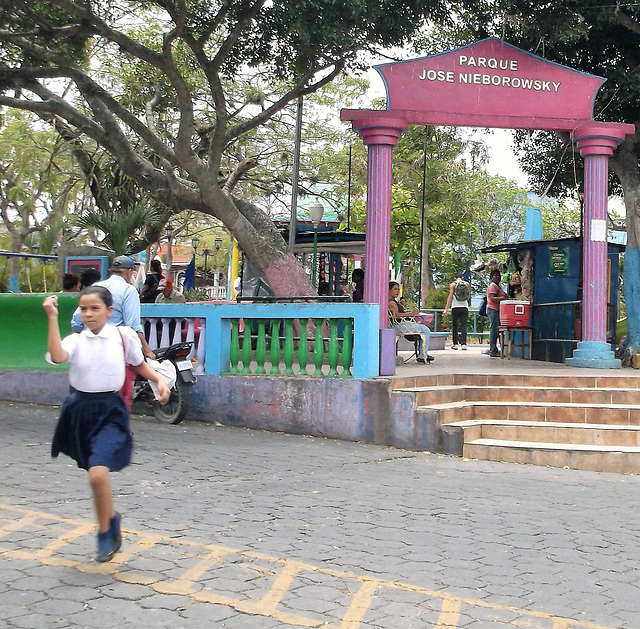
{"left": 572, "top": 121, "right": 635, "bottom": 157}
{"left": 351, "top": 116, "right": 407, "bottom": 146}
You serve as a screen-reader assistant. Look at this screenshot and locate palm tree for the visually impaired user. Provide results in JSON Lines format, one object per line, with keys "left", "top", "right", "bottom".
{"left": 76, "top": 203, "right": 163, "bottom": 255}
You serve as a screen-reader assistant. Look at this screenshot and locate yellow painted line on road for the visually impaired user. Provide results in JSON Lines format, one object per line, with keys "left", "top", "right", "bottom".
{"left": 254, "top": 559, "right": 304, "bottom": 613}
{"left": 436, "top": 597, "right": 462, "bottom": 627}
{"left": 0, "top": 504, "right": 620, "bottom": 629}
{"left": 34, "top": 523, "right": 95, "bottom": 560}
{"left": 340, "top": 579, "right": 379, "bottom": 628}
{"left": 159, "top": 546, "right": 235, "bottom": 594}
{"left": 0, "top": 512, "right": 41, "bottom": 537}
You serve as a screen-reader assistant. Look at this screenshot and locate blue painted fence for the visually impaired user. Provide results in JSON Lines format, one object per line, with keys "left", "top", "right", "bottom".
{"left": 141, "top": 302, "right": 381, "bottom": 379}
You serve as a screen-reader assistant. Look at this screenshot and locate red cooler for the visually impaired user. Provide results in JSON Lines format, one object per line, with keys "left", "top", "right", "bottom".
{"left": 500, "top": 300, "right": 530, "bottom": 327}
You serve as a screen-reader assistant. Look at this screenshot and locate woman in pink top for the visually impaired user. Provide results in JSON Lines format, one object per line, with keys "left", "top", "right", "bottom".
{"left": 486, "top": 269, "right": 508, "bottom": 357}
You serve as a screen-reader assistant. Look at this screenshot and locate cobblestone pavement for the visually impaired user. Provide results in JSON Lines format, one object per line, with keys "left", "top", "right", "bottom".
{"left": 1, "top": 400, "right": 640, "bottom": 628}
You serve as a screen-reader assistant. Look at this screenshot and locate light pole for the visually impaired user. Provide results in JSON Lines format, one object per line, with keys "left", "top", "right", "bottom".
{"left": 214, "top": 237, "right": 223, "bottom": 291}
{"left": 165, "top": 223, "right": 174, "bottom": 274}
{"left": 308, "top": 200, "right": 324, "bottom": 289}
{"left": 191, "top": 236, "right": 200, "bottom": 288}
{"left": 203, "top": 249, "right": 210, "bottom": 280}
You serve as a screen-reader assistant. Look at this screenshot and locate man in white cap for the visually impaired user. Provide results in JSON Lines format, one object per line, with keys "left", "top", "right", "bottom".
{"left": 155, "top": 278, "right": 186, "bottom": 304}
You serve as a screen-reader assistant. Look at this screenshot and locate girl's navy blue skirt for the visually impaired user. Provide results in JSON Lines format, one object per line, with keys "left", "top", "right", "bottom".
{"left": 51, "top": 391, "right": 133, "bottom": 471}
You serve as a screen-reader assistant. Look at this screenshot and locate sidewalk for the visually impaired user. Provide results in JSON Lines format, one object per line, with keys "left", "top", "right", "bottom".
{"left": 393, "top": 340, "right": 632, "bottom": 379}
{"left": 1, "top": 400, "right": 639, "bottom": 628}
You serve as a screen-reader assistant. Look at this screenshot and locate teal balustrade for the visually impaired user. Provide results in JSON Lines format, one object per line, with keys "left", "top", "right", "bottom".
{"left": 141, "top": 302, "right": 379, "bottom": 379}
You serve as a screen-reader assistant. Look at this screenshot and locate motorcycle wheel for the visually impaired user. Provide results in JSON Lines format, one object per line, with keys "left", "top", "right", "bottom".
{"left": 152, "top": 378, "right": 187, "bottom": 424}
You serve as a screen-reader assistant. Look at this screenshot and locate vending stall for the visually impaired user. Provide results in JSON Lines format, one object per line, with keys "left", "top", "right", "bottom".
{"left": 481, "top": 237, "right": 625, "bottom": 363}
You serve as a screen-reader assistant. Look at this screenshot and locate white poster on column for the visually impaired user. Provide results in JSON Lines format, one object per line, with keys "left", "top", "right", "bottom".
{"left": 590, "top": 219, "right": 607, "bottom": 242}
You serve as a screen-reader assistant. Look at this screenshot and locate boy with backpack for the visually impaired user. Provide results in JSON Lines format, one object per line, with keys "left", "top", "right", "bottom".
{"left": 443, "top": 272, "right": 471, "bottom": 350}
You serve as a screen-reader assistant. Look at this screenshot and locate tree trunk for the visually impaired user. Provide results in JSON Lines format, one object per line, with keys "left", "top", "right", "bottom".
{"left": 216, "top": 196, "right": 312, "bottom": 296}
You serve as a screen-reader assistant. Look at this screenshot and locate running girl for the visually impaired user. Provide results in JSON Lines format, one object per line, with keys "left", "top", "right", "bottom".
{"left": 43, "top": 287, "right": 170, "bottom": 562}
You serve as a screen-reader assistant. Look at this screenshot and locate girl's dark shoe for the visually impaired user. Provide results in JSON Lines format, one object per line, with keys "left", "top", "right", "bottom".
{"left": 96, "top": 530, "right": 118, "bottom": 563}
{"left": 95, "top": 512, "right": 122, "bottom": 563}
{"left": 110, "top": 512, "right": 122, "bottom": 547}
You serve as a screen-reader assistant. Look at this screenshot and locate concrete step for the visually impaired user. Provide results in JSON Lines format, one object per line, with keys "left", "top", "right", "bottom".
{"left": 391, "top": 370, "right": 640, "bottom": 473}
{"left": 409, "top": 385, "right": 640, "bottom": 407}
{"left": 450, "top": 419, "right": 640, "bottom": 447}
{"left": 462, "top": 437, "right": 640, "bottom": 474}
{"left": 391, "top": 373, "right": 640, "bottom": 391}
{"left": 421, "top": 400, "right": 640, "bottom": 426}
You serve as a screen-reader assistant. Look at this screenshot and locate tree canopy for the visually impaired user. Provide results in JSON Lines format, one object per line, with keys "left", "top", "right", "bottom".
{"left": 0, "top": 0, "right": 479, "bottom": 295}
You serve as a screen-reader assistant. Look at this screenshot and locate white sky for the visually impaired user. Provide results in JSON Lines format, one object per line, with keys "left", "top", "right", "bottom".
{"left": 475, "top": 128, "right": 527, "bottom": 186}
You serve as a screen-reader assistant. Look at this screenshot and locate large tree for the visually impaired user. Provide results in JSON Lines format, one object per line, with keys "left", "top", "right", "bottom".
{"left": 0, "top": 0, "right": 467, "bottom": 295}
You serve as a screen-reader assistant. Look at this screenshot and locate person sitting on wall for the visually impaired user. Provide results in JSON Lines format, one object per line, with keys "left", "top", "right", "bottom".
{"left": 388, "top": 281, "right": 434, "bottom": 364}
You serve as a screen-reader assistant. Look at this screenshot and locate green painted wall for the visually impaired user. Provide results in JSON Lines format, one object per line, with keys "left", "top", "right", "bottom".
{"left": 0, "top": 293, "right": 78, "bottom": 371}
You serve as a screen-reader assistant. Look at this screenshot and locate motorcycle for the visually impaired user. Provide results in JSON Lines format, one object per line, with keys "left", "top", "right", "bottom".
{"left": 132, "top": 341, "right": 197, "bottom": 424}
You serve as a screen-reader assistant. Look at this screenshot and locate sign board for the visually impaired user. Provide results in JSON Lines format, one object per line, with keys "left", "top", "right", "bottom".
{"left": 374, "top": 38, "right": 605, "bottom": 130}
{"left": 549, "top": 246, "right": 569, "bottom": 277}
{"left": 64, "top": 256, "right": 109, "bottom": 280}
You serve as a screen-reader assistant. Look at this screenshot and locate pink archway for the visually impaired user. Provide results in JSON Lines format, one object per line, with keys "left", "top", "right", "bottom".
{"left": 341, "top": 38, "right": 634, "bottom": 370}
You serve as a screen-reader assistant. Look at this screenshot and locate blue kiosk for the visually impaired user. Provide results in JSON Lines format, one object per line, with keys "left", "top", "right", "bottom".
{"left": 481, "top": 237, "right": 625, "bottom": 363}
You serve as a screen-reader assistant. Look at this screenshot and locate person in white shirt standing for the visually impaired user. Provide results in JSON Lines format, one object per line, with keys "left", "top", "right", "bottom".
{"left": 43, "top": 287, "right": 169, "bottom": 563}
{"left": 443, "top": 272, "right": 471, "bottom": 350}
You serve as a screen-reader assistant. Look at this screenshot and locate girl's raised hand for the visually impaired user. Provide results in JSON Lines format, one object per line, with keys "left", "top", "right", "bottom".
{"left": 42, "top": 295, "right": 59, "bottom": 316}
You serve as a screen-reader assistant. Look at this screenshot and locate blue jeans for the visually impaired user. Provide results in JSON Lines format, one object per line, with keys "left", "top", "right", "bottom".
{"left": 488, "top": 308, "right": 500, "bottom": 354}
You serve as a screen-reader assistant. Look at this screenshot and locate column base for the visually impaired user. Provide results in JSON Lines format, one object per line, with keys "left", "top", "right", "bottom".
{"left": 565, "top": 341, "right": 621, "bottom": 369}
{"left": 379, "top": 328, "right": 396, "bottom": 376}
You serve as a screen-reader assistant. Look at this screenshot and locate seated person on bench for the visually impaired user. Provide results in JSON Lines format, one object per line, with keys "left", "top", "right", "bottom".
{"left": 388, "top": 281, "right": 434, "bottom": 364}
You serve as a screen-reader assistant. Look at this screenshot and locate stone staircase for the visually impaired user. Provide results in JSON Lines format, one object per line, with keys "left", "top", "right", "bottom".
{"left": 390, "top": 372, "right": 640, "bottom": 473}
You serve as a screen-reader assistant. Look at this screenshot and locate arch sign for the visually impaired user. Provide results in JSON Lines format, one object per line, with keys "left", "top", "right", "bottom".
{"left": 341, "top": 38, "right": 634, "bottom": 370}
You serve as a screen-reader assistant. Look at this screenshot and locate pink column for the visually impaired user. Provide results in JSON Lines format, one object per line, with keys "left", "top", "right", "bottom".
{"left": 353, "top": 118, "right": 407, "bottom": 328}
{"left": 567, "top": 122, "right": 631, "bottom": 368}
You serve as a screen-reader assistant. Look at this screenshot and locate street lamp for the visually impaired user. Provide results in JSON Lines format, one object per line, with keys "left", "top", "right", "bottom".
{"left": 165, "top": 223, "right": 174, "bottom": 273}
{"left": 203, "top": 248, "right": 210, "bottom": 279}
{"left": 213, "top": 237, "right": 223, "bottom": 289}
{"left": 191, "top": 235, "right": 200, "bottom": 253}
{"left": 308, "top": 200, "right": 324, "bottom": 289}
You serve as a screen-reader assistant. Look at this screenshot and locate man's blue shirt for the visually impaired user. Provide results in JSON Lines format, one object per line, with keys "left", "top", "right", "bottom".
{"left": 71, "top": 275, "right": 143, "bottom": 333}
